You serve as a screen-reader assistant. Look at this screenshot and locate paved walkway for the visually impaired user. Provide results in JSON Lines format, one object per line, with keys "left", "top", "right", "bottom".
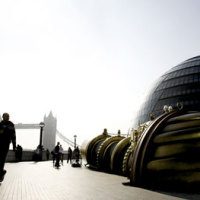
{"left": 0, "top": 161, "right": 199, "bottom": 200}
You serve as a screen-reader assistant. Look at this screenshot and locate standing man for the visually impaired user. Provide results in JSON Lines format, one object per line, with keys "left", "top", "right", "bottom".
{"left": 67, "top": 147, "right": 72, "bottom": 164}
{"left": 54, "top": 142, "right": 60, "bottom": 168}
{"left": 0, "top": 113, "right": 16, "bottom": 182}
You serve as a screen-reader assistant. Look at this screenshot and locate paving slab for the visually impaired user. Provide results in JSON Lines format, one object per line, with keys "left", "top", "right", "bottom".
{"left": 0, "top": 161, "right": 199, "bottom": 200}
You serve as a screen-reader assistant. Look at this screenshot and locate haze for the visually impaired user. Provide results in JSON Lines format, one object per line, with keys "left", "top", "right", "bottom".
{"left": 1, "top": 0, "right": 200, "bottom": 144}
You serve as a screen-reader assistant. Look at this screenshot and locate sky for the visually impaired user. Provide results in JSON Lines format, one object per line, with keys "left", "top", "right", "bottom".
{"left": 1, "top": 0, "right": 200, "bottom": 146}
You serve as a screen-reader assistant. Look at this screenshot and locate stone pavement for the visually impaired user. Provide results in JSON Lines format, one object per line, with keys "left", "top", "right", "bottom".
{"left": 0, "top": 161, "right": 199, "bottom": 200}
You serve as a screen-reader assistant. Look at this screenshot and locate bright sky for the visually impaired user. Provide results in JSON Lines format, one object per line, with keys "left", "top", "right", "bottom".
{"left": 1, "top": 0, "right": 200, "bottom": 145}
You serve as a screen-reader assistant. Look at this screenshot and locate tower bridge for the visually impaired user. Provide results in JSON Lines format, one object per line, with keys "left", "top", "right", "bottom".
{"left": 15, "top": 123, "right": 77, "bottom": 149}
{"left": 13, "top": 111, "right": 78, "bottom": 150}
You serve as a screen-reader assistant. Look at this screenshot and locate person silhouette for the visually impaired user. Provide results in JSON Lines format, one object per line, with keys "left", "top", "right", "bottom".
{"left": 15, "top": 144, "right": 23, "bottom": 161}
{"left": 59, "top": 145, "right": 64, "bottom": 165}
{"left": 54, "top": 142, "right": 60, "bottom": 168}
{"left": 46, "top": 149, "right": 50, "bottom": 160}
{"left": 0, "top": 113, "right": 16, "bottom": 182}
{"left": 67, "top": 147, "right": 72, "bottom": 164}
{"left": 73, "top": 147, "right": 80, "bottom": 163}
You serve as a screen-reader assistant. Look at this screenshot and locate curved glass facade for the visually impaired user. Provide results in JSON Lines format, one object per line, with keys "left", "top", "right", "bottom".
{"left": 132, "top": 56, "right": 200, "bottom": 127}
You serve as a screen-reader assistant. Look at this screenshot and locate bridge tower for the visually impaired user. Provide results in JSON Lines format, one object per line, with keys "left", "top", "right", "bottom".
{"left": 43, "top": 111, "right": 57, "bottom": 151}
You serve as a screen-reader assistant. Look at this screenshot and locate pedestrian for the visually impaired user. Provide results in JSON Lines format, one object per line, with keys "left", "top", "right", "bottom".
{"left": 15, "top": 144, "right": 23, "bottom": 161}
{"left": 59, "top": 145, "right": 64, "bottom": 165}
{"left": 54, "top": 142, "right": 60, "bottom": 168}
{"left": 73, "top": 147, "right": 80, "bottom": 163}
{"left": 0, "top": 113, "right": 16, "bottom": 182}
{"left": 46, "top": 149, "right": 50, "bottom": 160}
{"left": 67, "top": 147, "right": 72, "bottom": 164}
{"left": 51, "top": 149, "right": 56, "bottom": 166}
{"left": 34, "top": 146, "right": 41, "bottom": 161}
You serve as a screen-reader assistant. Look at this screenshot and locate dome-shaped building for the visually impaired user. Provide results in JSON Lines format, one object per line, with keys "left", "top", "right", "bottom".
{"left": 133, "top": 56, "right": 200, "bottom": 127}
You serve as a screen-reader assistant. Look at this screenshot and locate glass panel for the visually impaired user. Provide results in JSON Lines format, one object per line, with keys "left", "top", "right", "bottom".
{"left": 191, "top": 61, "right": 196, "bottom": 67}
{"left": 197, "top": 60, "right": 200, "bottom": 65}
{"left": 194, "top": 60, "right": 200, "bottom": 66}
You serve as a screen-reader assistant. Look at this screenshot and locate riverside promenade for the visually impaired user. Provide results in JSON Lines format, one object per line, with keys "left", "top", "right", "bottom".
{"left": 0, "top": 161, "right": 199, "bottom": 200}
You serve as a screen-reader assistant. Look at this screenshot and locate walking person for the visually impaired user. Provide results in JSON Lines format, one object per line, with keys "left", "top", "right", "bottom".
{"left": 67, "top": 147, "right": 72, "bottom": 164}
{"left": 54, "top": 142, "right": 60, "bottom": 168}
{"left": 0, "top": 113, "right": 16, "bottom": 182}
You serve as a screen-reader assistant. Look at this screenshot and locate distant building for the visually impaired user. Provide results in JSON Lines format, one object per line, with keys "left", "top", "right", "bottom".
{"left": 43, "top": 111, "right": 57, "bottom": 151}
{"left": 132, "top": 56, "right": 200, "bottom": 127}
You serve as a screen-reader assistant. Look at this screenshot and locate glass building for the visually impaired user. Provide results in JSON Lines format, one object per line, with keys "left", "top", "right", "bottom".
{"left": 132, "top": 56, "right": 200, "bottom": 127}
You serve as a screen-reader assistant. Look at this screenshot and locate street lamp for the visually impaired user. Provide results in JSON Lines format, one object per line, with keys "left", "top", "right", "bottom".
{"left": 39, "top": 122, "right": 45, "bottom": 150}
{"left": 74, "top": 135, "right": 77, "bottom": 149}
